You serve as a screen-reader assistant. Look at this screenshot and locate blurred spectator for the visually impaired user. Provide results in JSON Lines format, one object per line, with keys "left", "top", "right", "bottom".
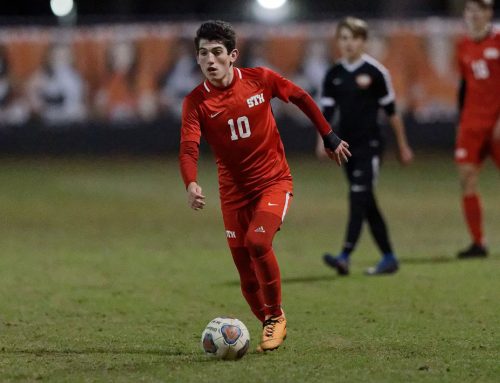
{"left": 27, "top": 43, "right": 87, "bottom": 125}
{"left": 294, "top": 40, "right": 331, "bottom": 100}
{"left": 414, "top": 21, "right": 457, "bottom": 122}
{"left": 0, "top": 22, "right": 470, "bottom": 128}
{"left": 96, "top": 40, "right": 157, "bottom": 123}
{"left": 158, "top": 39, "right": 201, "bottom": 118}
{"left": 0, "top": 46, "right": 30, "bottom": 126}
{"left": 240, "top": 39, "right": 285, "bottom": 117}
{"left": 288, "top": 40, "right": 331, "bottom": 123}
{"left": 240, "top": 38, "right": 276, "bottom": 69}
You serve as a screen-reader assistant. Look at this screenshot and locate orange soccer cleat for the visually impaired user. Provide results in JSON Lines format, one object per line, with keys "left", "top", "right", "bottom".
{"left": 259, "top": 313, "right": 287, "bottom": 351}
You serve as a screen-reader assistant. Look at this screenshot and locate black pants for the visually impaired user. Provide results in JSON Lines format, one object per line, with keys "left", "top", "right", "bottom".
{"left": 341, "top": 153, "right": 393, "bottom": 255}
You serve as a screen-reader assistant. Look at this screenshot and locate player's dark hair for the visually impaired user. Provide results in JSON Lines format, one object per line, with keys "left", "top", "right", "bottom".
{"left": 195, "top": 20, "right": 237, "bottom": 53}
{"left": 336, "top": 17, "right": 369, "bottom": 40}
{"left": 466, "top": 0, "right": 494, "bottom": 8}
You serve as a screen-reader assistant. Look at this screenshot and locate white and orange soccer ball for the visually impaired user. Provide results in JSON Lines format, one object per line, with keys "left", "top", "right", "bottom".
{"left": 201, "top": 317, "right": 250, "bottom": 360}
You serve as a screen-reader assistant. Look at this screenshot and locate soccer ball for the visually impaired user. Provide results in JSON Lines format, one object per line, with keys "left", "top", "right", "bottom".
{"left": 201, "top": 317, "right": 250, "bottom": 360}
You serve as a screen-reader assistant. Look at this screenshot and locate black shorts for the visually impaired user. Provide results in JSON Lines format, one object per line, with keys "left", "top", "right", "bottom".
{"left": 344, "top": 153, "right": 381, "bottom": 192}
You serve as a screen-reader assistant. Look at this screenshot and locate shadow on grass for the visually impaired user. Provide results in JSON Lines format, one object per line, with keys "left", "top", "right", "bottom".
{"left": 401, "top": 253, "right": 499, "bottom": 264}
{"left": 219, "top": 274, "right": 335, "bottom": 287}
{"left": 399, "top": 255, "right": 456, "bottom": 264}
{"left": 1, "top": 348, "right": 245, "bottom": 365}
{"left": 1, "top": 348, "right": 198, "bottom": 357}
{"left": 282, "top": 275, "right": 336, "bottom": 284}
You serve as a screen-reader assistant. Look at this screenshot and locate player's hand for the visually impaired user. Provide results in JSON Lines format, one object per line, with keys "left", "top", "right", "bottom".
{"left": 398, "top": 144, "right": 414, "bottom": 166}
{"left": 323, "top": 131, "right": 351, "bottom": 166}
{"left": 326, "top": 140, "right": 351, "bottom": 166}
{"left": 187, "top": 182, "right": 205, "bottom": 211}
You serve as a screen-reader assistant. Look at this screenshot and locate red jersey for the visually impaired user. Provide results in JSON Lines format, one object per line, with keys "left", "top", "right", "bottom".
{"left": 180, "top": 66, "right": 330, "bottom": 208}
{"left": 457, "top": 27, "right": 500, "bottom": 130}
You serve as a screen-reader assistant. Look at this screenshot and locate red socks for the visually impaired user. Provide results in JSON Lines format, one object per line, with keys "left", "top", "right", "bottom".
{"left": 230, "top": 212, "right": 284, "bottom": 321}
{"left": 462, "top": 194, "right": 483, "bottom": 246}
{"left": 230, "top": 246, "right": 282, "bottom": 321}
{"left": 230, "top": 247, "right": 266, "bottom": 322}
{"left": 250, "top": 248, "right": 282, "bottom": 318}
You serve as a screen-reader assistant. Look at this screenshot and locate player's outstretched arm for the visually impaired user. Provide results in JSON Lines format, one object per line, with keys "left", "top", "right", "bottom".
{"left": 187, "top": 182, "right": 206, "bottom": 211}
{"left": 287, "top": 85, "right": 351, "bottom": 165}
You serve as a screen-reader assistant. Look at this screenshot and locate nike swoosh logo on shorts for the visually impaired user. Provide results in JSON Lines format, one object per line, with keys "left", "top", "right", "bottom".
{"left": 267, "top": 202, "right": 278, "bottom": 206}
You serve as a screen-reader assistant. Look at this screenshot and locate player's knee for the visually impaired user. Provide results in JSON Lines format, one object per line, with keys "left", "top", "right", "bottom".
{"left": 240, "top": 278, "right": 259, "bottom": 294}
{"left": 349, "top": 184, "right": 372, "bottom": 198}
{"left": 349, "top": 189, "right": 370, "bottom": 208}
{"left": 245, "top": 232, "right": 272, "bottom": 257}
{"left": 458, "top": 165, "right": 479, "bottom": 194}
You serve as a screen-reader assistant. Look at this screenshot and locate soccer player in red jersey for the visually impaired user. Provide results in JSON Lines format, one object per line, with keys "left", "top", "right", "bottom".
{"left": 455, "top": 0, "right": 500, "bottom": 258}
{"left": 179, "top": 20, "right": 351, "bottom": 351}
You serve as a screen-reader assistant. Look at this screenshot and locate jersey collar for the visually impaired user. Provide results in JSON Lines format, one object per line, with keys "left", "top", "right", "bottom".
{"left": 340, "top": 54, "right": 367, "bottom": 72}
{"left": 203, "top": 67, "right": 243, "bottom": 93}
{"left": 470, "top": 25, "right": 493, "bottom": 43}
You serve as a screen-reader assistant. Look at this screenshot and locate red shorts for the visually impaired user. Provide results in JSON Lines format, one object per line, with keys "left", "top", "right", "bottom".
{"left": 455, "top": 125, "right": 500, "bottom": 168}
{"left": 221, "top": 180, "right": 293, "bottom": 248}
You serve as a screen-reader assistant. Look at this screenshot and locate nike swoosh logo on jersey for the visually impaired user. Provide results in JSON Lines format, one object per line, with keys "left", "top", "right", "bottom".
{"left": 210, "top": 111, "right": 222, "bottom": 118}
{"left": 332, "top": 78, "right": 342, "bottom": 85}
{"left": 267, "top": 202, "right": 279, "bottom": 206}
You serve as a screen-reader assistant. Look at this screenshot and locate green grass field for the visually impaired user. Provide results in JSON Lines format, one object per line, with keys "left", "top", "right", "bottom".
{"left": 0, "top": 154, "right": 498, "bottom": 382}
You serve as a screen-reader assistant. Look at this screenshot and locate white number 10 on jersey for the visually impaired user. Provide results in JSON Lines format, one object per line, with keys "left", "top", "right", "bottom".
{"left": 228, "top": 116, "right": 251, "bottom": 141}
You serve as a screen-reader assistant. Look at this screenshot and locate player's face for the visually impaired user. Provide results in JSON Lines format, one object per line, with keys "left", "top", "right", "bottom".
{"left": 464, "top": 2, "right": 492, "bottom": 33}
{"left": 337, "top": 27, "right": 365, "bottom": 62}
{"left": 197, "top": 39, "right": 239, "bottom": 85}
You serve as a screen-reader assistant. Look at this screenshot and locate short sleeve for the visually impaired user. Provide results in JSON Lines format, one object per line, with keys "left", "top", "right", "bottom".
{"left": 320, "top": 69, "right": 336, "bottom": 108}
{"left": 373, "top": 66, "right": 395, "bottom": 107}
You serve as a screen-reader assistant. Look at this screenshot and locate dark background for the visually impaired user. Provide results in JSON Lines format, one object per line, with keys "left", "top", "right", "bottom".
{"left": 2, "top": 0, "right": 499, "bottom": 21}
{"left": 0, "top": 1, "right": 497, "bottom": 155}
